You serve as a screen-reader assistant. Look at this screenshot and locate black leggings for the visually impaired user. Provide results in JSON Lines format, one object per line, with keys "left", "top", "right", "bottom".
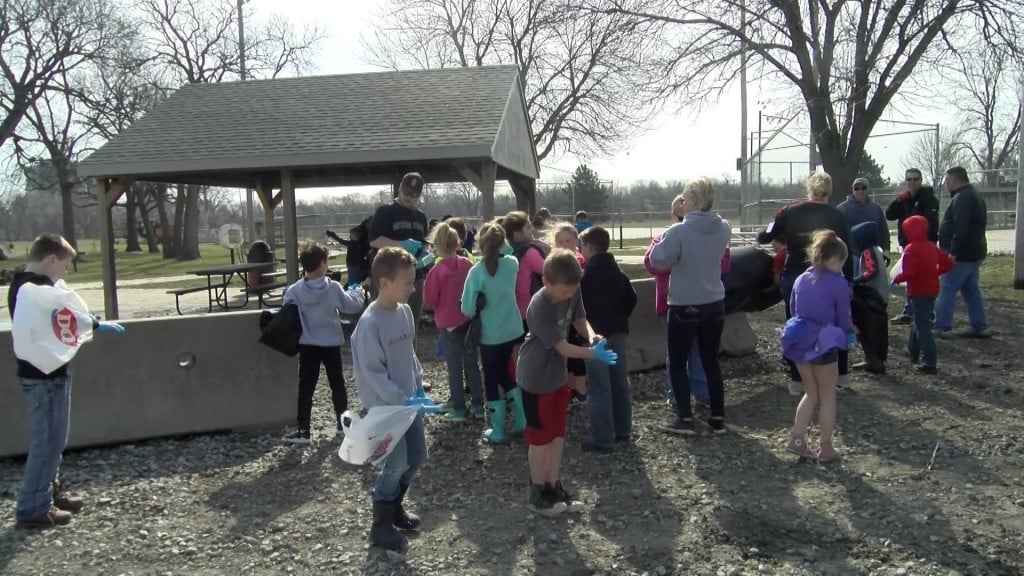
{"left": 480, "top": 340, "right": 517, "bottom": 402}
{"left": 297, "top": 345, "right": 348, "bottom": 430}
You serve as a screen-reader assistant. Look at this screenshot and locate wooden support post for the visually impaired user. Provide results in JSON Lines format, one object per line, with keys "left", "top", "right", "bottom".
{"left": 98, "top": 178, "right": 130, "bottom": 319}
{"left": 509, "top": 177, "right": 536, "bottom": 216}
{"left": 280, "top": 170, "right": 299, "bottom": 283}
{"left": 254, "top": 182, "right": 276, "bottom": 249}
{"left": 480, "top": 162, "right": 496, "bottom": 221}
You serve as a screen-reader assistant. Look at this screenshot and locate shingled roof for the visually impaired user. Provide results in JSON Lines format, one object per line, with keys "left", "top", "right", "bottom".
{"left": 77, "top": 65, "right": 539, "bottom": 188}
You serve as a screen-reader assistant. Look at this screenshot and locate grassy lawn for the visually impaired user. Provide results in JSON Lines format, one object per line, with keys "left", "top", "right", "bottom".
{"left": 621, "top": 255, "right": 1022, "bottom": 303}
{"left": 0, "top": 241, "right": 240, "bottom": 284}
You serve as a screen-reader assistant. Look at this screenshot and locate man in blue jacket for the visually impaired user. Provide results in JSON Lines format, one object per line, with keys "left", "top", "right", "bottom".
{"left": 935, "top": 167, "right": 990, "bottom": 339}
{"left": 838, "top": 177, "right": 890, "bottom": 254}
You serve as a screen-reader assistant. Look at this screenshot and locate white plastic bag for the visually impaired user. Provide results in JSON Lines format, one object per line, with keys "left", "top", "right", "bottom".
{"left": 338, "top": 405, "right": 419, "bottom": 467}
{"left": 889, "top": 254, "right": 904, "bottom": 281}
{"left": 12, "top": 280, "right": 94, "bottom": 374}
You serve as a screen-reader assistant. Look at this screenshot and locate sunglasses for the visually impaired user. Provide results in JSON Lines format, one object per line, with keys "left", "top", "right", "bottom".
{"left": 905, "top": 177, "right": 921, "bottom": 182}
{"left": 853, "top": 186, "right": 868, "bottom": 191}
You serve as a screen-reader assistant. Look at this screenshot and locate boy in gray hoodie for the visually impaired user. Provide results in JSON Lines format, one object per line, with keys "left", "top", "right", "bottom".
{"left": 281, "top": 241, "right": 366, "bottom": 445}
{"left": 351, "top": 247, "right": 428, "bottom": 552}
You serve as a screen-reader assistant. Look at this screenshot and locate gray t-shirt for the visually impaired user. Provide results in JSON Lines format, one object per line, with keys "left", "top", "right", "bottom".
{"left": 516, "top": 289, "right": 585, "bottom": 394}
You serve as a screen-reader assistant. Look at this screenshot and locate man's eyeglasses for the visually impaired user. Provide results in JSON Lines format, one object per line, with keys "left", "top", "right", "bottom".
{"left": 853, "top": 186, "right": 868, "bottom": 191}
{"left": 905, "top": 177, "right": 921, "bottom": 182}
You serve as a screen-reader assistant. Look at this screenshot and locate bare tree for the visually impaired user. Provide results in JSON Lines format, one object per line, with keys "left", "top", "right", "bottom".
{"left": 362, "top": 0, "right": 666, "bottom": 161}
{"left": 946, "top": 42, "right": 1021, "bottom": 186}
{"left": 0, "top": 0, "right": 121, "bottom": 148}
{"left": 443, "top": 182, "right": 483, "bottom": 217}
{"left": 901, "top": 129, "right": 973, "bottom": 189}
{"left": 137, "top": 0, "right": 323, "bottom": 260}
{"left": 594, "top": 0, "right": 1023, "bottom": 202}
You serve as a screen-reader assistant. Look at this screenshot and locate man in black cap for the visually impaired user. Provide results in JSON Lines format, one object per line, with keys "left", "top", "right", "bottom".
{"left": 368, "top": 172, "right": 430, "bottom": 329}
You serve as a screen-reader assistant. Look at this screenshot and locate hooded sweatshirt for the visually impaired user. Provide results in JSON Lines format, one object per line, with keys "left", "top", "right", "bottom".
{"left": 645, "top": 235, "right": 731, "bottom": 316}
{"left": 851, "top": 222, "right": 890, "bottom": 301}
{"left": 423, "top": 255, "right": 473, "bottom": 329}
{"left": 648, "top": 211, "right": 731, "bottom": 307}
{"left": 837, "top": 195, "right": 890, "bottom": 252}
{"left": 282, "top": 276, "right": 365, "bottom": 347}
{"left": 893, "top": 215, "right": 954, "bottom": 297}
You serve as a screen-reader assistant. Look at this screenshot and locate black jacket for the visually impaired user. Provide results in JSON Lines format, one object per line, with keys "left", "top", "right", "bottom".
{"left": 939, "top": 183, "right": 987, "bottom": 262}
{"left": 580, "top": 252, "right": 637, "bottom": 336}
{"left": 886, "top": 186, "right": 939, "bottom": 247}
{"left": 757, "top": 200, "right": 854, "bottom": 280}
{"left": 259, "top": 303, "right": 302, "bottom": 356}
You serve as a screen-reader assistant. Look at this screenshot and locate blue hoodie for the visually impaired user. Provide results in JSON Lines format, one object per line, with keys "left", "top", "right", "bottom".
{"left": 282, "top": 277, "right": 365, "bottom": 346}
{"left": 837, "top": 194, "right": 890, "bottom": 252}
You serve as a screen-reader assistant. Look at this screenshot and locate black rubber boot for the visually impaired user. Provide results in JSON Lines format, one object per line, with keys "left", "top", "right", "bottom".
{"left": 369, "top": 499, "right": 408, "bottom": 551}
{"left": 394, "top": 483, "right": 421, "bottom": 531}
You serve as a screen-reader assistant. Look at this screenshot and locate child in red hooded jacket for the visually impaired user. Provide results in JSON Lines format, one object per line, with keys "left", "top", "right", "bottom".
{"left": 892, "top": 215, "right": 954, "bottom": 374}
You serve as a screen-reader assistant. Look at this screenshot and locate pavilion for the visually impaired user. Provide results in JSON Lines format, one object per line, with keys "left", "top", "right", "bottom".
{"left": 77, "top": 65, "right": 540, "bottom": 319}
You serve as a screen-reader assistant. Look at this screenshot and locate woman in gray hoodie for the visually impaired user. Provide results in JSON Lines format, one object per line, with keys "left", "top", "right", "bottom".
{"left": 649, "top": 177, "right": 731, "bottom": 436}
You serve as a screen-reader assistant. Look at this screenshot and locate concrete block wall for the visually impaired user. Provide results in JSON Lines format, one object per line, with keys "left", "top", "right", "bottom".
{"left": 0, "top": 311, "right": 295, "bottom": 458}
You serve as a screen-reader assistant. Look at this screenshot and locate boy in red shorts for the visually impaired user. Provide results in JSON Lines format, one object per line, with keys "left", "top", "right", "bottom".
{"left": 516, "top": 249, "right": 618, "bottom": 517}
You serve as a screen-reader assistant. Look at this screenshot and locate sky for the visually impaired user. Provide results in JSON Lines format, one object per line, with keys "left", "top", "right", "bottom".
{"left": 256, "top": 0, "right": 958, "bottom": 200}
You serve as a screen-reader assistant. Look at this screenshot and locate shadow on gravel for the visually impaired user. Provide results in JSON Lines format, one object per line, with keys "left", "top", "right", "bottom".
{"left": 206, "top": 441, "right": 335, "bottom": 536}
{"left": 0, "top": 525, "right": 29, "bottom": 574}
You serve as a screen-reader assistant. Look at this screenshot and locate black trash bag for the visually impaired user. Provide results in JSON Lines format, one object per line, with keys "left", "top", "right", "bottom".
{"left": 259, "top": 303, "right": 302, "bottom": 357}
{"left": 852, "top": 284, "right": 889, "bottom": 364}
{"left": 722, "top": 246, "right": 781, "bottom": 315}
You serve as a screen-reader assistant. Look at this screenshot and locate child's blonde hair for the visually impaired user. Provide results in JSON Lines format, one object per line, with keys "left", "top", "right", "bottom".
{"left": 477, "top": 221, "right": 506, "bottom": 277}
{"left": 547, "top": 222, "right": 578, "bottom": 247}
{"left": 807, "top": 229, "right": 848, "bottom": 268}
{"left": 543, "top": 248, "right": 583, "bottom": 286}
{"left": 428, "top": 221, "right": 460, "bottom": 258}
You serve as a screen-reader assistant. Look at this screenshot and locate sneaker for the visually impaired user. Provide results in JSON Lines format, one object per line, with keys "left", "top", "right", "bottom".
{"left": 528, "top": 484, "right": 567, "bottom": 517}
{"left": 283, "top": 429, "right": 311, "bottom": 445}
{"left": 660, "top": 417, "right": 696, "bottom": 436}
{"left": 581, "top": 441, "right": 615, "bottom": 453}
{"left": 551, "top": 481, "right": 584, "bottom": 513}
{"left": 788, "top": 380, "right": 803, "bottom": 396}
{"left": 569, "top": 391, "right": 588, "bottom": 408}
{"left": 837, "top": 374, "right": 850, "bottom": 389}
{"left": 708, "top": 417, "right": 727, "bottom": 435}
{"left": 443, "top": 409, "right": 467, "bottom": 423}
{"left": 52, "top": 481, "right": 84, "bottom": 514}
{"left": 960, "top": 328, "right": 992, "bottom": 339}
{"left": 915, "top": 365, "right": 938, "bottom": 375}
{"left": 786, "top": 437, "right": 817, "bottom": 460}
{"left": 472, "top": 405, "right": 486, "bottom": 420}
{"left": 16, "top": 508, "right": 72, "bottom": 529}
{"left": 891, "top": 315, "right": 912, "bottom": 325}
{"left": 936, "top": 330, "right": 954, "bottom": 340}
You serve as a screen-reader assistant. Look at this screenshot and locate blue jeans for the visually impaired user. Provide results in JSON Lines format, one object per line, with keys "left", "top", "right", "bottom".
{"left": 781, "top": 274, "right": 849, "bottom": 381}
{"left": 659, "top": 314, "right": 709, "bottom": 404}
{"left": 585, "top": 333, "right": 631, "bottom": 445}
{"left": 372, "top": 415, "right": 427, "bottom": 502}
{"left": 16, "top": 376, "right": 71, "bottom": 521}
{"left": 441, "top": 328, "right": 483, "bottom": 410}
{"left": 934, "top": 260, "right": 988, "bottom": 333}
{"left": 667, "top": 301, "right": 726, "bottom": 420}
{"left": 908, "top": 296, "right": 937, "bottom": 367}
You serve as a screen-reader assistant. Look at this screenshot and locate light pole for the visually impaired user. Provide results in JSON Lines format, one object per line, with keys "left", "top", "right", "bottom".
{"left": 1014, "top": 71, "right": 1024, "bottom": 289}
{"left": 738, "top": 0, "right": 750, "bottom": 227}
{"left": 238, "top": 0, "right": 256, "bottom": 245}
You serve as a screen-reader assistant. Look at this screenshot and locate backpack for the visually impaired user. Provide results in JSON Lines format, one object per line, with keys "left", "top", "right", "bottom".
{"left": 512, "top": 241, "right": 549, "bottom": 296}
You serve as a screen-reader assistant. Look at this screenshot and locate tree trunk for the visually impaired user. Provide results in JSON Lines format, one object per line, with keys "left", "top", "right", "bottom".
{"left": 156, "top": 184, "right": 174, "bottom": 259}
{"left": 138, "top": 186, "right": 159, "bottom": 253}
{"left": 179, "top": 184, "right": 201, "bottom": 260}
{"left": 59, "top": 180, "right": 78, "bottom": 249}
{"left": 171, "top": 183, "right": 185, "bottom": 259}
{"left": 125, "top": 185, "right": 142, "bottom": 252}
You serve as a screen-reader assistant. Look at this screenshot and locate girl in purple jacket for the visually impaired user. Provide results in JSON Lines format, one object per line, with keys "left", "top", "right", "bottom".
{"left": 781, "top": 230, "right": 854, "bottom": 462}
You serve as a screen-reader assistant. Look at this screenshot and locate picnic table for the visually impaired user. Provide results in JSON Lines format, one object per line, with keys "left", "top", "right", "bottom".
{"left": 169, "top": 262, "right": 280, "bottom": 315}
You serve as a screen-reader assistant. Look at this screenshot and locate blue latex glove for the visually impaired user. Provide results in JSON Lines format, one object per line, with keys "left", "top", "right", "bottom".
{"left": 97, "top": 321, "right": 125, "bottom": 334}
{"left": 415, "top": 385, "right": 426, "bottom": 399}
{"left": 592, "top": 338, "right": 618, "bottom": 365}
{"left": 404, "top": 395, "right": 444, "bottom": 415}
{"left": 416, "top": 251, "right": 435, "bottom": 270}
{"left": 399, "top": 239, "right": 423, "bottom": 255}
{"left": 847, "top": 333, "right": 858, "bottom": 347}
{"left": 346, "top": 282, "right": 360, "bottom": 292}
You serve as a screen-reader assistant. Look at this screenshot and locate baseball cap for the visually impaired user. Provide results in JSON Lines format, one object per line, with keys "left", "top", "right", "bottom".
{"left": 400, "top": 172, "right": 425, "bottom": 197}
{"left": 852, "top": 177, "right": 870, "bottom": 189}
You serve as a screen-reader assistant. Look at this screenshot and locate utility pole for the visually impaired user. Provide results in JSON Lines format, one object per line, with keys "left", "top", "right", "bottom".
{"left": 738, "top": 0, "right": 750, "bottom": 227}
{"left": 1014, "top": 73, "right": 1024, "bottom": 289}
{"left": 238, "top": 0, "right": 256, "bottom": 245}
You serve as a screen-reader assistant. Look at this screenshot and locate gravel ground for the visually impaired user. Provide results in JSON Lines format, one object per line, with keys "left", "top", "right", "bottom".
{"left": 2, "top": 300, "right": 1023, "bottom": 576}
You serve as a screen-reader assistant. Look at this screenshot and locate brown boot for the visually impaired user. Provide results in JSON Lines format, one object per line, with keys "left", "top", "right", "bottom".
{"left": 16, "top": 508, "right": 72, "bottom": 529}
{"left": 53, "top": 480, "right": 84, "bottom": 514}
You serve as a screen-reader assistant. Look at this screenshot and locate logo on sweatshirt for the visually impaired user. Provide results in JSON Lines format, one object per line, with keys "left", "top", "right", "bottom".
{"left": 51, "top": 307, "right": 81, "bottom": 346}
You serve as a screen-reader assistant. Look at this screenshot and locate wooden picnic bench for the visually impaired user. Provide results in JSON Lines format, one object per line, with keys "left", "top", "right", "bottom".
{"left": 242, "top": 281, "right": 288, "bottom": 309}
{"left": 168, "top": 282, "right": 231, "bottom": 315}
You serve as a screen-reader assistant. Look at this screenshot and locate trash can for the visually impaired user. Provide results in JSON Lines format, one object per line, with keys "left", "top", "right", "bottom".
{"left": 247, "top": 241, "right": 276, "bottom": 286}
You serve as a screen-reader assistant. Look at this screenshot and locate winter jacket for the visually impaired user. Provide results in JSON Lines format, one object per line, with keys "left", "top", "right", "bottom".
{"left": 758, "top": 200, "right": 854, "bottom": 280}
{"left": 939, "top": 183, "right": 987, "bottom": 262}
{"left": 851, "top": 222, "right": 890, "bottom": 301}
{"left": 837, "top": 195, "right": 890, "bottom": 252}
{"left": 893, "top": 215, "right": 954, "bottom": 297}
{"left": 423, "top": 255, "right": 473, "bottom": 330}
{"left": 649, "top": 211, "right": 731, "bottom": 306}
{"left": 645, "top": 234, "right": 731, "bottom": 316}
{"left": 580, "top": 252, "right": 637, "bottom": 336}
{"left": 886, "top": 186, "right": 939, "bottom": 247}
